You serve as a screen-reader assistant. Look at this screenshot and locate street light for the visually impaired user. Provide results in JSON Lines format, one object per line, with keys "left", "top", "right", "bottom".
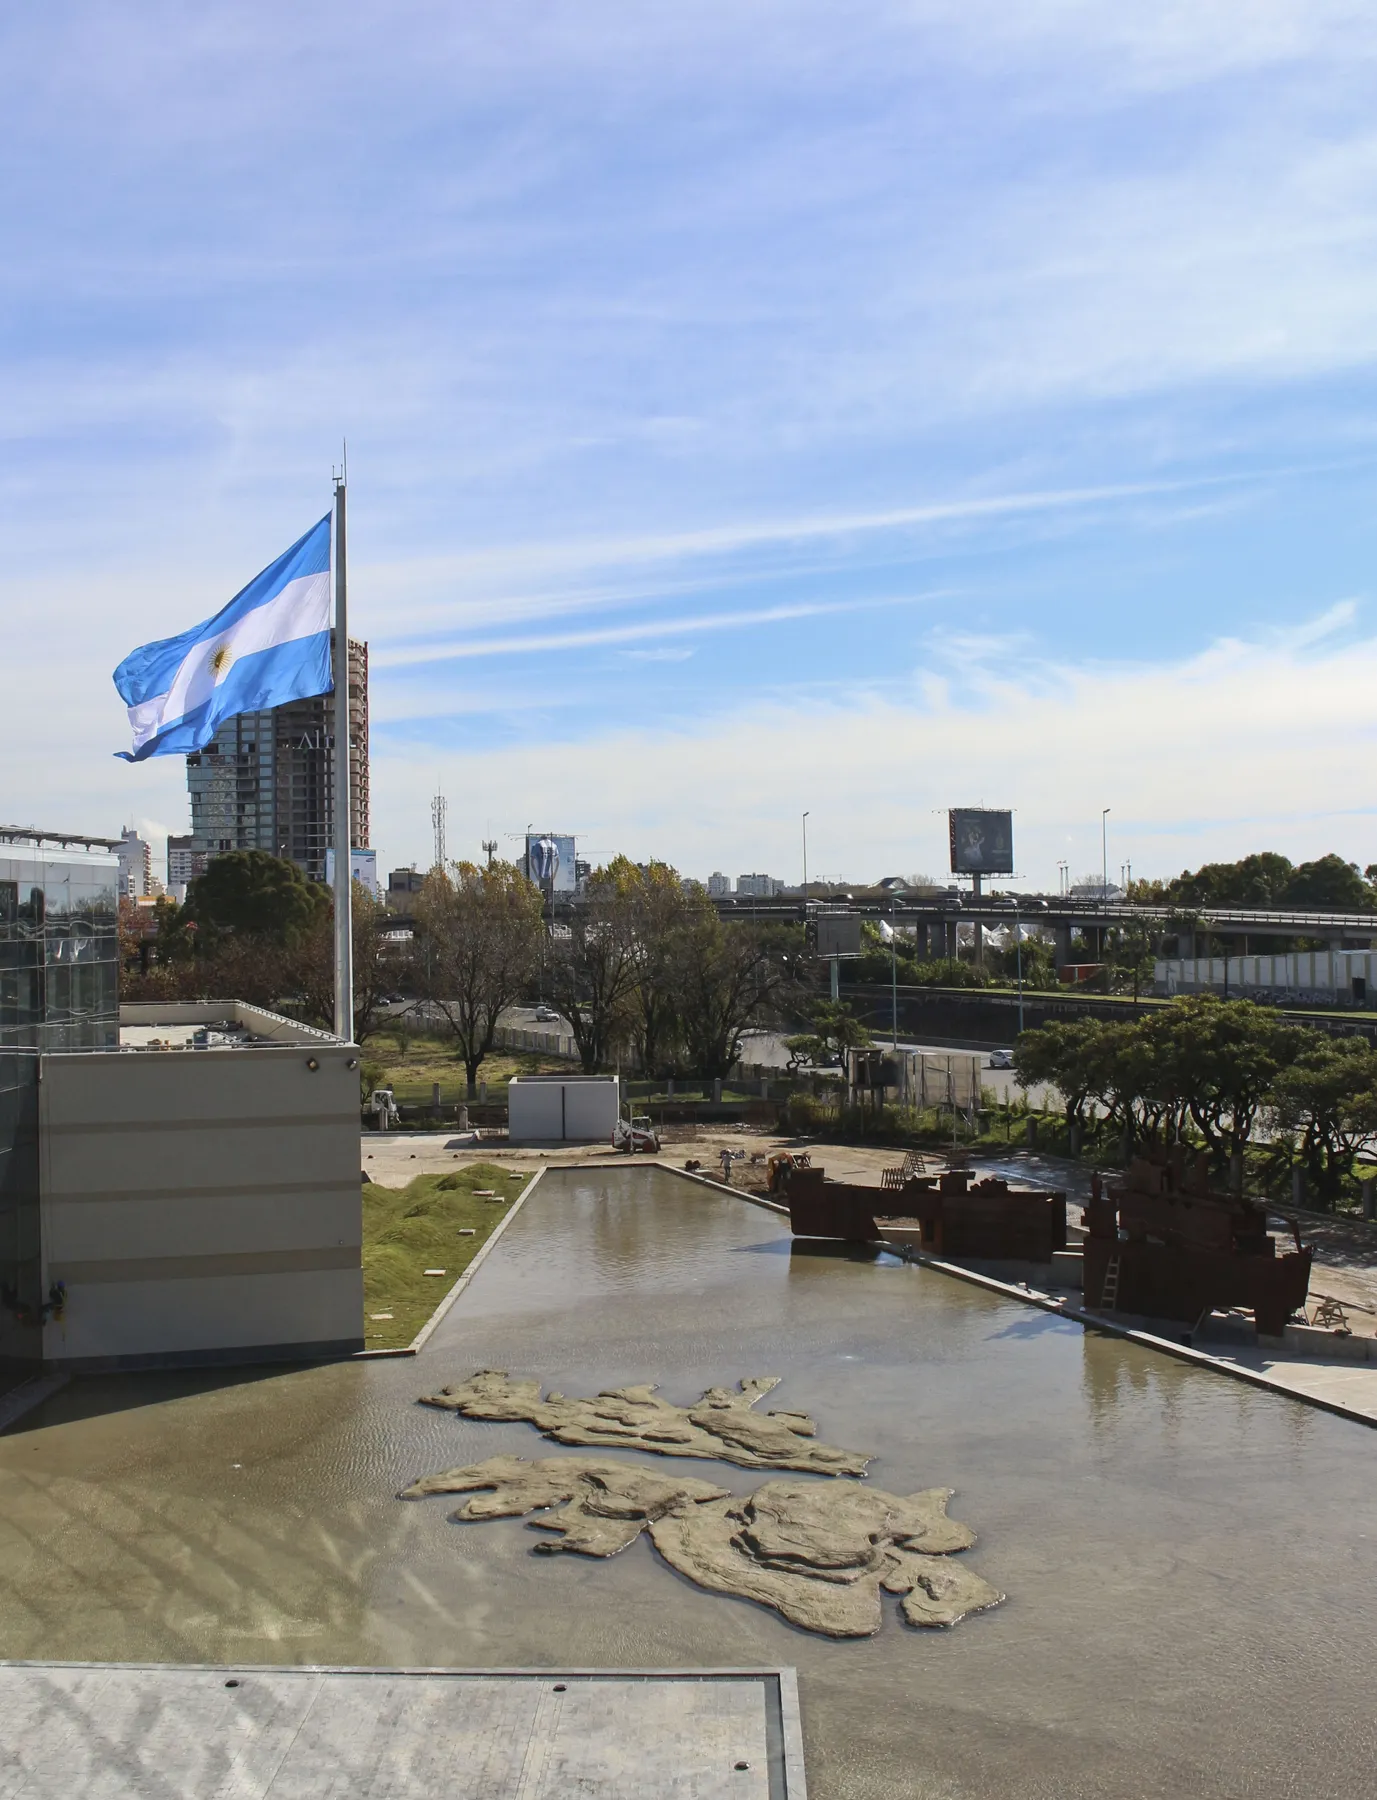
{"left": 802, "top": 812, "right": 809, "bottom": 897}
{"left": 1101, "top": 808, "right": 1110, "bottom": 896}
{"left": 890, "top": 896, "right": 899, "bottom": 1049}
{"left": 1014, "top": 894, "right": 1024, "bottom": 1035}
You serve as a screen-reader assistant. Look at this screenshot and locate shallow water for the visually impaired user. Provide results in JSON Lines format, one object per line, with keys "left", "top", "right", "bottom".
{"left": 1, "top": 1166, "right": 1374, "bottom": 1799}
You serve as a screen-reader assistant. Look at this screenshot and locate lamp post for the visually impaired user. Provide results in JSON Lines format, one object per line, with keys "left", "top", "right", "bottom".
{"left": 802, "top": 812, "right": 809, "bottom": 897}
{"left": 1101, "top": 808, "right": 1110, "bottom": 895}
{"left": 1014, "top": 895, "right": 1024, "bottom": 1035}
{"left": 890, "top": 897, "right": 899, "bottom": 1050}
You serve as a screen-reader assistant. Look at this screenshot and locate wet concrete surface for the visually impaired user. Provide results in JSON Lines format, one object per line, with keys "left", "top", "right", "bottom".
{"left": 1, "top": 1167, "right": 1375, "bottom": 1799}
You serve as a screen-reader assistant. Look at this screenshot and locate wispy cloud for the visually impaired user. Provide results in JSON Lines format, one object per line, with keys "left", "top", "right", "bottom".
{"left": 372, "top": 590, "right": 949, "bottom": 668}
{"left": 371, "top": 608, "right": 1377, "bottom": 882}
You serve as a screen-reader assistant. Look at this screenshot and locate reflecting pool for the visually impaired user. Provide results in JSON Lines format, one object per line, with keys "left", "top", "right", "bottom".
{"left": 1, "top": 1166, "right": 1373, "bottom": 1799}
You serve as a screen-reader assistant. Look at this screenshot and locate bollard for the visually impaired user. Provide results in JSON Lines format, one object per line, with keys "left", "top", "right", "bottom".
{"left": 667, "top": 1077, "right": 674, "bottom": 1097}
{"left": 712, "top": 1078, "right": 723, "bottom": 1104}
{"left": 432, "top": 1081, "right": 442, "bottom": 1118}
{"left": 760, "top": 1075, "right": 770, "bottom": 1099}
{"left": 457, "top": 1104, "right": 469, "bottom": 1133}
{"left": 479, "top": 1080, "right": 487, "bottom": 1104}
{"left": 1292, "top": 1166, "right": 1305, "bottom": 1208}
{"left": 1363, "top": 1178, "right": 1375, "bottom": 1222}
{"left": 1025, "top": 1117, "right": 1037, "bottom": 1148}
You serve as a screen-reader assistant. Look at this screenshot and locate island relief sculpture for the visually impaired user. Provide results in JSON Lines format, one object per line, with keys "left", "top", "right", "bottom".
{"left": 405, "top": 1372, "right": 1003, "bottom": 1638}
{"left": 417, "top": 1370, "right": 871, "bottom": 1476}
{"left": 399, "top": 1454, "right": 1001, "bottom": 1637}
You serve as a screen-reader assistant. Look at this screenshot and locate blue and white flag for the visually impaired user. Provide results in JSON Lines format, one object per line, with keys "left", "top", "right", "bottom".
{"left": 113, "top": 514, "right": 333, "bottom": 761}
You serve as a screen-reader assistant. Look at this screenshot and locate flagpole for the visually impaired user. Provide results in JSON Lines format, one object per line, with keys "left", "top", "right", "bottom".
{"left": 332, "top": 473, "right": 354, "bottom": 1041}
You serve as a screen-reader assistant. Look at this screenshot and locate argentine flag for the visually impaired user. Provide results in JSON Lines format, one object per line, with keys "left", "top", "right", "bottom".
{"left": 113, "top": 514, "right": 333, "bottom": 761}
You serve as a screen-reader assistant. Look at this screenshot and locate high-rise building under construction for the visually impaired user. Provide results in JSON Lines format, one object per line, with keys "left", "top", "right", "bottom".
{"left": 185, "top": 636, "right": 369, "bottom": 883}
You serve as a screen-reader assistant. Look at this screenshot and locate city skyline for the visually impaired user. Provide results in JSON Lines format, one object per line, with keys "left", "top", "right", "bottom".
{"left": 6, "top": 6, "right": 1377, "bottom": 885}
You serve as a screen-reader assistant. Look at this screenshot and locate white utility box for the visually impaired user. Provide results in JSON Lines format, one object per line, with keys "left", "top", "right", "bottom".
{"left": 507, "top": 1074, "right": 619, "bottom": 1143}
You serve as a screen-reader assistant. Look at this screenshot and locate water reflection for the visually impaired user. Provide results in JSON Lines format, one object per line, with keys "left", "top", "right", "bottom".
{"left": 0, "top": 1165, "right": 1371, "bottom": 1799}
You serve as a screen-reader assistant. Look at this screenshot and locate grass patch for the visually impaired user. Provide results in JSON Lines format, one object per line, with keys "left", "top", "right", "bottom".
{"left": 361, "top": 1030, "right": 571, "bottom": 1105}
{"left": 361, "top": 1159, "right": 530, "bottom": 1348}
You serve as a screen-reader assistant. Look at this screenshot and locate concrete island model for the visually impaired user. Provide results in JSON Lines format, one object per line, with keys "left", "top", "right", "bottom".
{"left": 418, "top": 1368, "right": 871, "bottom": 1475}
{"left": 402, "top": 1373, "right": 1004, "bottom": 1638}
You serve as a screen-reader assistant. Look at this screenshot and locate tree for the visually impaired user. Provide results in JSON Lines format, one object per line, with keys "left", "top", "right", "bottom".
{"left": 1014, "top": 1019, "right": 1105, "bottom": 1134}
{"left": 1105, "top": 915, "right": 1157, "bottom": 1004}
{"left": 675, "top": 912, "right": 796, "bottom": 1078}
{"left": 545, "top": 858, "right": 641, "bottom": 1071}
{"left": 1150, "top": 996, "right": 1298, "bottom": 1163}
{"left": 624, "top": 860, "right": 692, "bottom": 1074}
{"left": 783, "top": 999, "right": 872, "bottom": 1069}
{"left": 415, "top": 860, "right": 545, "bottom": 1093}
{"left": 183, "top": 850, "right": 328, "bottom": 949}
{"left": 1268, "top": 1035, "right": 1377, "bottom": 1208}
{"left": 1161, "top": 850, "right": 1376, "bottom": 914}
{"left": 289, "top": 881, "right": 394, "bottom": 1044}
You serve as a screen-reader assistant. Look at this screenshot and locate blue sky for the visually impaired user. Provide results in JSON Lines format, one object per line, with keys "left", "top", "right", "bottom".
{"left": 6, "top": 3, "right": 1377, "bottom": 887}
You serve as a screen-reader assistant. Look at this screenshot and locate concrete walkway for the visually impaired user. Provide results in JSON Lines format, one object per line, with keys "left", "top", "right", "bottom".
{"left": 0, "top": 1664, "right": 805, "bottom": 1798}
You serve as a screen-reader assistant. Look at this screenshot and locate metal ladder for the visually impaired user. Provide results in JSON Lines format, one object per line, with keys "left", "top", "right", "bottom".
{"left": 1098, "top": 1253, "right": 1121, "bottom": 1312}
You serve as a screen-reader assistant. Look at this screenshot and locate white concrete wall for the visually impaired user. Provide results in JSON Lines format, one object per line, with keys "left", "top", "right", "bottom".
{"left": 36, "top": 1039, "right": 362, "bottom": 1369}
{"left": 1155, "top": 950, "right": 1377, "bottom": 999}
{"left": 507, "top": 1076, "right": 618, "bottom": 1142}
{"left": 562, "top": 1078, "right": 618, "bottom": 1140}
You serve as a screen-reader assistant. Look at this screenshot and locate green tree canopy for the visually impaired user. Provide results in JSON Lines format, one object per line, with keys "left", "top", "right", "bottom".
{"left": 1150, "top": 851, "right": 1376, "bottom": 913}
{"left": 183, "top": 850, "right": 329, "bottom": 948}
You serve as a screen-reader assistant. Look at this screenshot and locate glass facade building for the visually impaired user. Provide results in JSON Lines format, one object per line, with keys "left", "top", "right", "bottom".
{"left": 1, "top": 839, "right": 119, "bottom": 1339}
{"left": 0, "top": 842, "right": 120, "bottom": 1053}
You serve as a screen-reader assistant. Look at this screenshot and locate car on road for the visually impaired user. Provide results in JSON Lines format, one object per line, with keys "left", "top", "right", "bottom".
{"left": 534, "top": 1005, "right": 560, "bottom": 1023}
{"left": 988, "top": 1047, "right": 1015, "bottom": 1070}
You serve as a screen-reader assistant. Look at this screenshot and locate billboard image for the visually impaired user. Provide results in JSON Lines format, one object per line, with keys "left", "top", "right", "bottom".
{"left": 949, "top": 808, "right": 1014, "bottom": 876}
{"left": 526, "top": 833, "right": 576, "bottom": 894}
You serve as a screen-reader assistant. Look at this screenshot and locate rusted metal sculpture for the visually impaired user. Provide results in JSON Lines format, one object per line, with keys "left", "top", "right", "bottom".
{"left": 781, "top": 1162, "right": 1067, "bottom": 1262}
{"left": 1082, "top": 1151, "right": 1311, "bottom": 1337}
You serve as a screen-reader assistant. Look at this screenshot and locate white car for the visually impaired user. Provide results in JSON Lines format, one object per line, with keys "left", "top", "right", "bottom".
{"left": 534, "top": 1005, "right": 559, "bottom": 1023}
{"left": 988, "top": 1048, "right": 1015, "bottom": 1070}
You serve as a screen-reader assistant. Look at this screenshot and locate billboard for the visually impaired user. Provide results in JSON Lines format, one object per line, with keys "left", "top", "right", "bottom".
{"left": 325, "top": 847, "right": 380, "bottom": 898}
{"left": 526, "top": 833, "right": 576, "bottom": 894}
{"left": 948, "top": 808, "right": 1014, "bottom": 876}
{"left": 814, "top": 913, "right": 862, "bottom": 958}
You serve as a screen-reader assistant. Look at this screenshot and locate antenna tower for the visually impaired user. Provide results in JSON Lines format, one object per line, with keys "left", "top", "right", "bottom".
{"left": 482, "top": 838, "right": 498, "bottom": 868}
{"left": 431, "top": 791, "right": 448, "bottom": 870}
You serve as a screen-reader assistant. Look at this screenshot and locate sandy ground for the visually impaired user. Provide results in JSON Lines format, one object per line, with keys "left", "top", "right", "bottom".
{"left": 361, "top": 1123, "right": 1377, "bottom": 1333}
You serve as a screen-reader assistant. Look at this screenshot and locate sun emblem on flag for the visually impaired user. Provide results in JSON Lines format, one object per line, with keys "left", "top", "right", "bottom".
{"left": 210, "top": 645, "right": 231, "bottom": 676}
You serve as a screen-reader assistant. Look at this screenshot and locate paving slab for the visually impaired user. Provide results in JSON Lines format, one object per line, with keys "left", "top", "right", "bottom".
{"left": 0, "top": 1663, "right": 803, "bottom": 1799}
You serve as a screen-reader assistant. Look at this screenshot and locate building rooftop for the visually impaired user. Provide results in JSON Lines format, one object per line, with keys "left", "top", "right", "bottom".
{"left": 115, "top": 1001, "right": 345, "bottom": 1052}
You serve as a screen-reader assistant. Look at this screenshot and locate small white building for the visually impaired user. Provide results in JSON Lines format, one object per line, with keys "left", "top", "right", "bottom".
{"left": 507, "top": 1074, "right": 619, "bottom": 1143}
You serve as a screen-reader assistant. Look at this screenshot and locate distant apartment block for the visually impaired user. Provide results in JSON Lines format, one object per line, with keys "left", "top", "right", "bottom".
{"left": 387, "top": 866, "right": 426, "bottom": 912}
{"left": 736, "top": 873, "right": 785, "bottom": 897}
{"left": 706, "top": 872, "right": 731, "bottom": 897}
{"left": 185, "top": 635, "right": 369, "bottom": 883}
{"left": 116, "top": 827, "right": 155, "bottom": 898}
{"left": 166, "top": 834, "right": 207, "bottom": 891}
